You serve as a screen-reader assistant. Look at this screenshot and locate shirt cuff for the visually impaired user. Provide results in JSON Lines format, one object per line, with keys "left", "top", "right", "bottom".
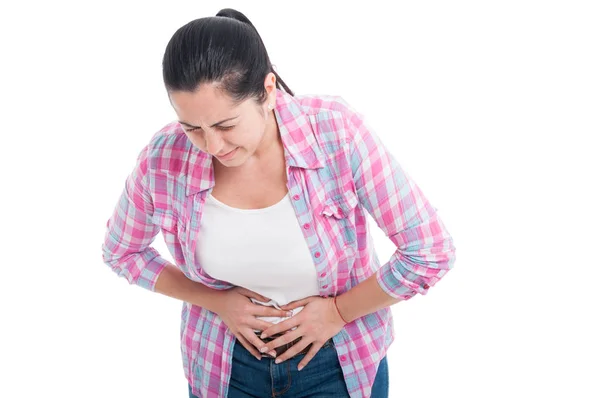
{"left": 375, "top": 259, "right": 421, "bottom": 300}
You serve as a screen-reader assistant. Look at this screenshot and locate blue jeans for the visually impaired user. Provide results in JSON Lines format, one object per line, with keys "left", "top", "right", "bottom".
{"left": 189, "top": 338, "right": 389, "bottom": 397}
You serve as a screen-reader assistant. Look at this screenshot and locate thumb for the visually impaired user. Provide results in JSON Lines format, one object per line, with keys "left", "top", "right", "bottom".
{"left": 280, "top": 297, "right": 315, "bottom": 310}
{"left": 235, "top": 287, "right": 270, "bottom": 302}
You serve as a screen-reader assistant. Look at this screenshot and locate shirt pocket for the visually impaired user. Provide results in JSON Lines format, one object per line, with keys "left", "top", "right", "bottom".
{"left": 151, "top": 209, "right": 178, "bottom": 233}
{"left": 318, "top": 189, "right": 359, "bottom": 261}
{"left": 151, "top": 209, "right": 190, "bottom": 268}
{"left": 151, "top": 209, "right": 188, "bottom": 248}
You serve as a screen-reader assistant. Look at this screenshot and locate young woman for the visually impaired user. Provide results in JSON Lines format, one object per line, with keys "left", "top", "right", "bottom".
{"left": 101, "top": 8, "right": 456, "bottom": 398}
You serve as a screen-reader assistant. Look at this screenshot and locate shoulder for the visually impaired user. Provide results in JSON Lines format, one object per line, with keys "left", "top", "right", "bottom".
{"left": 141, "top": 121, "right": 200, "bottom": 174}
{"left": 295, "top": 93, "right": 355, "bottom": 114}
{"left": 293, "top": 93, "right": 361, "bottom": 153}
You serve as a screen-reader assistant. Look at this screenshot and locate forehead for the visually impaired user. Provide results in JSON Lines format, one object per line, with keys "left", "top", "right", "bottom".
{"left": 169, "top": 83, "right": 240, "bottom": 122}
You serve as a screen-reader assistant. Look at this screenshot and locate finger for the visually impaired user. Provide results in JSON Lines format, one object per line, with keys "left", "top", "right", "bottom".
{"left": 243, "top": 329, "right": 276, "bottom": 357}
{"left": 274, "top": 339, "right": 314, "bottom": 365}
{"left": 296, "top": 342, "right": 322, "bottom": 371}
{"left": 279, "top": 300, "right": 304, "bottom": 310}
{"left": 254, "top": 305, "right": 293, "bottom": 318}
{"left": 262, "top": 329, "right": 302, "bottom": 353}
{"left": 236, "top": 333, "right": 262, "bottom": 361}
{"left": 253, "top": 319, "right": 281, "bottom": 330}
{"left": 280, "top": 296, "right": 318, "bottom": 310}
{"left": 279, "top": 302, "right": 300, "bottom": 310}
{"left": 260, "top": 318, "right": 297, "bottom": 339}
{"left": 236, "top": 286, "right": 271, "bottom": 302}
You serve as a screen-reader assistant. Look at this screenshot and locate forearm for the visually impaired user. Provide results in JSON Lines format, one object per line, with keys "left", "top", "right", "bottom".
{"left": 335, "top": 271, "right": 402, "bottom": 323}
{"left": 154, "top": 263, "right": 223, "bottom": 314}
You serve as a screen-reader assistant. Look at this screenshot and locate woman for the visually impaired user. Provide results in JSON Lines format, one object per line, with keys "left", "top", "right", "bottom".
{"left": 101, "top": 8, "right": 456, "bottom": 398}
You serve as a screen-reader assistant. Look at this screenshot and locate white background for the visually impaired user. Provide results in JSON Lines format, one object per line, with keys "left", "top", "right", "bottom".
{"left": 1, "top": 1, "right": 598, "bottom": 397}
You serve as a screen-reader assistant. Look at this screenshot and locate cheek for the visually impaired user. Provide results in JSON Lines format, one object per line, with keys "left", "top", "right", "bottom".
{"left": 243, "top": 123, "right": 265, "bottom": 144}
{"left": 185, "top": 133, "right": 205, "bottom": 149}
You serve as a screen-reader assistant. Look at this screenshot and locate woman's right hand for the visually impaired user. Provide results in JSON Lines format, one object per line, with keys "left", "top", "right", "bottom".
{"left": 214, "top": 286, "right": 291, "bottom": 360}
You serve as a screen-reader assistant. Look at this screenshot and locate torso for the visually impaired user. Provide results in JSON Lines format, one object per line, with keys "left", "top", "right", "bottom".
{"left": 210, "top": 140, "right": 288, "bottom": 209}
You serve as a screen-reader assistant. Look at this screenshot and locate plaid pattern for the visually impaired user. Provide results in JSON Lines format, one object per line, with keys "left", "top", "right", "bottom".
{"left": 102, "top": 88, "right": 456, "bottom": 397}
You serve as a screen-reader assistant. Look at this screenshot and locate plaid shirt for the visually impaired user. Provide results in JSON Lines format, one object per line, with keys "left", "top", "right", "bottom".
{"left": 102, "top": 88, "right": 456, "bottom": 397}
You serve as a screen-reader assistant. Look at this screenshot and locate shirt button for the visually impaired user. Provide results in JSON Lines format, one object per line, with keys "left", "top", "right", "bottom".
{"left": 424, "top": 283, "right": 430, "bottom": 289}
{"left": 314, "top": 252, "right": 321, "bottom": 258}
{"left": 320, "top": 272, "right": 326, "bottom": 277}
{"left": 303, "top": 223, "right": 310, "bottom": 229}
{"left": 341, "top": 355, "right": 347, "bottom": 361}
{"left": 322, "top": 284, "right": 328, "bottom": 289}
{"left": 293, "top": 194, "right": 300, "bottom": 201}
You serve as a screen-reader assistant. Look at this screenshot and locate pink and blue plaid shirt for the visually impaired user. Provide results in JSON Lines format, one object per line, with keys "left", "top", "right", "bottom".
{"left": 102, "top": 88, "right": 456, "bottom": 397}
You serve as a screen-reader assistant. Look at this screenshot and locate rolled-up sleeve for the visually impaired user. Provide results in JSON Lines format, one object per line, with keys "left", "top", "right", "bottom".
{"left": 344, "top": 100, "right": 456, "bottom": 300}
{"left": 101, "top": 144, "right": 170, "bottom": 292}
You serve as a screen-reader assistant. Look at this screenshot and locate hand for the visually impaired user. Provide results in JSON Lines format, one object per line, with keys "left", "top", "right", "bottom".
{"left": 258, "top": 295, "right": 346, "bottom": 371}
{"left": 214, "top": 287, "right": 292, "bottom": 361}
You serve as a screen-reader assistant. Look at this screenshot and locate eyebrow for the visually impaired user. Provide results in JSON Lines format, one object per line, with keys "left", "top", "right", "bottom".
{"left": 178, "top": 115, "right": 239, "bottom": 129}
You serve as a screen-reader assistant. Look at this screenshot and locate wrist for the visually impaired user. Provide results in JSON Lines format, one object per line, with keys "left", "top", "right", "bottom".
{"left": 333, "top": 296, "right": 350, "bottom": 325}
{"left": 201, "top": 288, "right": 226, "bottom": 315}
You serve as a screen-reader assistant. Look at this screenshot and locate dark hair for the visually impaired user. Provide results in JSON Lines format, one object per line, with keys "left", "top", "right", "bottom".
{"left": 162, "top": 8, "right": 294, "bottom": 107}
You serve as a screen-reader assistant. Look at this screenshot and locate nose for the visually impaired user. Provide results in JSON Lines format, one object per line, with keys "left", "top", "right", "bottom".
{"left": 204, "top": 129, "right": 224, "bottom": 156}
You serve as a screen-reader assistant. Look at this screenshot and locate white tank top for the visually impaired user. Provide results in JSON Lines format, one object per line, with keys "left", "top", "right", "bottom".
{"left": 195, "top": 192, "right": 319, "bottom": 331}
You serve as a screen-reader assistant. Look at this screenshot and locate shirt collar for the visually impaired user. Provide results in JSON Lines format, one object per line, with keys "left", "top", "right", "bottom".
{"left": 185, "top": 88, "right": 325, "bottom": 196}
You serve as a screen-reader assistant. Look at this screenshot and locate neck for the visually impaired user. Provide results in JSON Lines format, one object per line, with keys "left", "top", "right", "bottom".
{"left": 252, "top": 110, "right": 281, "bottom": 160}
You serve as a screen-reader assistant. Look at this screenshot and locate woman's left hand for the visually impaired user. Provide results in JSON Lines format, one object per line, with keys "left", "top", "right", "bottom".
{"left": 258, "top": 295, "right": 346, "bottom": 370}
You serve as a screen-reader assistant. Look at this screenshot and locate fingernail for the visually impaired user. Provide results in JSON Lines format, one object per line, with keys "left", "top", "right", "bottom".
{"left": 287, "top": 311, "right": 293, "bottom": 317}
{"left": 269, "top": 351, "right": 276, "bottom": 357}
{"left": 260, "top": 333, "right": 267, "bottom": 339}
{"left": 275, "top": 359, "right": 282, "bottom": 364}
{"left": 298, "top": 365, "right": 304, "bottom": 371}
{"left": 256, "top": 355, "right": 262, "bottom": 361}
{"left": 260, "top": 347, "right": 268, "bottom": 353}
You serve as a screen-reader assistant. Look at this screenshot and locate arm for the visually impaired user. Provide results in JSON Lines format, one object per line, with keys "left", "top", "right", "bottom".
{"left": 101, "top": 144, "right": 232, "bottom": 312}
{"left": 101, "top": 144, "right": 170, "bottom": 292}
{"left": 154, "top": 263, "right": 223, "bottom": 313}
{"left": 335, "top": 101, "right": 457, "bottom": 322}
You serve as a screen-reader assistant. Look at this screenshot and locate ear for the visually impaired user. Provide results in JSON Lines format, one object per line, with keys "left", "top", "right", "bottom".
{"left": 263, "top": 72, "right": 277, "bottom": 101}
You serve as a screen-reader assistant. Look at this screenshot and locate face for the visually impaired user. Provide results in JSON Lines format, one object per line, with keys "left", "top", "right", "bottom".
{"left": 168, "top": 74, "right": 278, "bottom": 168}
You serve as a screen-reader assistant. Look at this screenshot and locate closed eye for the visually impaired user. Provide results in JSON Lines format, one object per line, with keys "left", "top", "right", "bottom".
{"left": 186, "top": 125, "right": 234, "bottom": 132}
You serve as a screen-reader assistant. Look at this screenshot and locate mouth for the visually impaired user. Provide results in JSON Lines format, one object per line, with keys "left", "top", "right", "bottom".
{"left": 216, "top": 147, "right": 239, "bottom": 160}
